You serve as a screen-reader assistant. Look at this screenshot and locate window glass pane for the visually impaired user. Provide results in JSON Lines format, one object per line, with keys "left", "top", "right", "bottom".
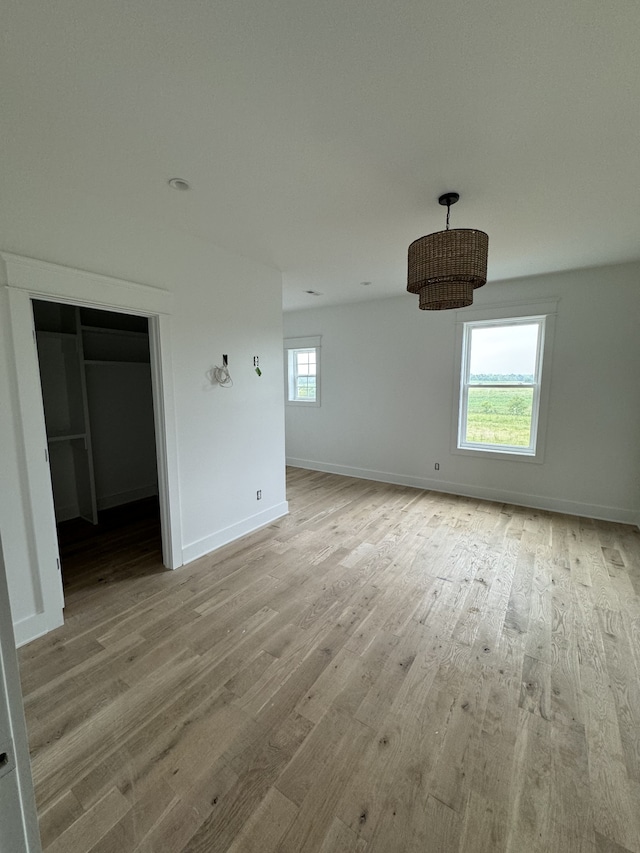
{"left": 469, "top": 324, "right": 538, "bottom": 384}
{"left": 296, "top": 350, "right": 315, "bottom": 376}
{"left": 465, "top": 387, "right": 533, "bottom": 447}
{"left": 296, "top": 376, "right": 316, "bottom": 400}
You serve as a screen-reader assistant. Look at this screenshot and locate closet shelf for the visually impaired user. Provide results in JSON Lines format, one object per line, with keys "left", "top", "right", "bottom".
{"left": 36, "top": 329, "right": 77, "bottom": 339}
{"left": 84, "top": 359, "right": 150, "bottom": 366}
{"left": 81, "top": 326, "right": 148, "bottom": 338}
{"left": 47, "top": 432, "right": 87, "bottom": 443}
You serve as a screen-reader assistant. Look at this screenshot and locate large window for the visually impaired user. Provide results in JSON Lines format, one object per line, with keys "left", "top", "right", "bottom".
{"left": 285, "top": 336, "right": 321, "bottom": 406}
{"left": 458, "top": 316, "right": 546, "bottom": 456}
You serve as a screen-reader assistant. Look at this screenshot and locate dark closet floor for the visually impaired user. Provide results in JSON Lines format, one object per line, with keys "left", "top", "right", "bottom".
{"left": 57, "top": 497, "right": 164, "bottom": 592}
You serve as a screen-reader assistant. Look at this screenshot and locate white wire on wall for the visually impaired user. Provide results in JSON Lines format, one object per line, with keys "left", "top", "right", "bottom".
{"left": 212, "top": 364, "right": 233, "bottom": 387}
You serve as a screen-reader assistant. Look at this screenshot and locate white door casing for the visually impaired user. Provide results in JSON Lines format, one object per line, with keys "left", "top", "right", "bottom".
{"left": 1, "top": 253, "right": 182, "bottom": 646}
{"left": 0, "top": 531, "right": 42, "bottom": 853}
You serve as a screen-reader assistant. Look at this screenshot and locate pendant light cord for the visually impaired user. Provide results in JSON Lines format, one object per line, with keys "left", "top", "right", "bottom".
{"left": 445, "top": 202, "right": 451, "bottom": 231}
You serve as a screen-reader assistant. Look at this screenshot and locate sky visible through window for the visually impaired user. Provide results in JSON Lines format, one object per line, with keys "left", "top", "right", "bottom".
{"left": 469, "top": 323, "right": 538, "bottom": 381}
{"left": 296, "top": 350, "right": 315, "bottom": 375}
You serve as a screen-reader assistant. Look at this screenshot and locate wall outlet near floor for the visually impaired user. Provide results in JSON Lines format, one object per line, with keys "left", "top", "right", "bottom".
{"left": 256, "top": 489, "right": 262, "bottom": 500}
{"left": 434, "top": 463, "right": 440, "bottom": 471}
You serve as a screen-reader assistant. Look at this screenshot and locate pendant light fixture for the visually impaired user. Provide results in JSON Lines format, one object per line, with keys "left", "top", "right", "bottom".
{"left": 407, "top": 192, "right": 488, "bottom": 310}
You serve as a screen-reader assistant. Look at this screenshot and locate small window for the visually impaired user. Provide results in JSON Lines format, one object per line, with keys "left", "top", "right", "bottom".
{"left": 289, "top": 348, "right": 317, "bottom": 401}
{"left": 284, "top": 336, "right": 321, "bottom": 406}
{"left": 458, "top": 316, "right": 546, "bottom": 456}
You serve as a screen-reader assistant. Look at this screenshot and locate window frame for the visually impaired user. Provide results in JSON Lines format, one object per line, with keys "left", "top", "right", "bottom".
{"left": 284, "top": 336, "right": 321, "bottom": 407}
{"left": 451, "top": 300, "right": 558, "bottom": 463}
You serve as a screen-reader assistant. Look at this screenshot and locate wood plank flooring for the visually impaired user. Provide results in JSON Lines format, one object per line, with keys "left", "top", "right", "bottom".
{"left": 18, "top": 468, "right": 640, "bottom": 852}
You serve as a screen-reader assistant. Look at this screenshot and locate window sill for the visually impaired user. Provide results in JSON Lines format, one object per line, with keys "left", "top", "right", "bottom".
{"left": 286, "top": 400, "right": 321, "bottom": 408}
{"left": 452, "top": 444, "right": 544, "bottom": 464}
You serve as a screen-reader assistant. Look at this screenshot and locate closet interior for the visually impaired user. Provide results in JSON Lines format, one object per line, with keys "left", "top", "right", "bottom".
{"left": 33, "top": 300, "right": 161, "bottom": 582}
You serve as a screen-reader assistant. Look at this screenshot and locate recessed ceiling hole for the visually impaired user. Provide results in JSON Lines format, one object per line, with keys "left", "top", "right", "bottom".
{"left": 168, "top": 178, "right": 191, "bottom": 191}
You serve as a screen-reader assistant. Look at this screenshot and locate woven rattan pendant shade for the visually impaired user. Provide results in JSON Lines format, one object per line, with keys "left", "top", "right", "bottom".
{"left": 407, "top": 194, "right": 489, "bottom": 311}
{"left": 418, "top": 280, "right": 473, "bottom": 310}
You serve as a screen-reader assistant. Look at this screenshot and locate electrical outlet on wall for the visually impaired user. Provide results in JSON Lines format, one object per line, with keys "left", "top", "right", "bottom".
{"left": 256, "top": 490, "right": 262, "bottom": 500}
{"left": 434, "top": 463, "right": 440, "bottom": 471}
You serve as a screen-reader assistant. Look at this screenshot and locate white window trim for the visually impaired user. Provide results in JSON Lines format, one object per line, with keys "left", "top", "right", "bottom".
{"left": 451, "top": 299, "right": 558, "bottom": 464}
{"left": 284, "top": 335, "right": 321, "bottom": 407}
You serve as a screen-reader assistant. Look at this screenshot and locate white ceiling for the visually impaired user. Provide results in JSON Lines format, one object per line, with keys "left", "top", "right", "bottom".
{"left": 2, "top": 1, "right": 639, "bottom": 311}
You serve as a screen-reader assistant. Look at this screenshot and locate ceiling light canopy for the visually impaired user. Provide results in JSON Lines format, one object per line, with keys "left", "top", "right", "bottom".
{"left": 407, "top": 192, "right": 488, "bottom": 311}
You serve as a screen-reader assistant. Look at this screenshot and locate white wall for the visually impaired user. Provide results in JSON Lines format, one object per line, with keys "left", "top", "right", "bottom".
{"left": 284, "top": 262, "right": 640, "bottom": 524}
{"left": 172, "top": 252, "right": 289, "bottom": 562}
{"left": 0, "top": 234, "right": 288, "bottom": 644}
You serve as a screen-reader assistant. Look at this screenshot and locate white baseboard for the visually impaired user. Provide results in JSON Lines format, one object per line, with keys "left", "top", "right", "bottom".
{"left": 286, "top": 457, "right": 638, "bottom": 526}
{"left": 182, "top": 501, "right": 289, "bottom": 565}
{"left": 14, "top": 607, "right": 64, "bottom": 648}
{"left": 54, "top": 486, "right": 159, "bottom": 521}
{"left": 97, "top": 484, "right": 159, "bottom": 511}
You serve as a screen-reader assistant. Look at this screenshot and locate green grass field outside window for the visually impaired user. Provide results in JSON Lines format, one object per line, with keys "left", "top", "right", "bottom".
{"left": 465, "top": 387, "right": 533, "bottom": 447}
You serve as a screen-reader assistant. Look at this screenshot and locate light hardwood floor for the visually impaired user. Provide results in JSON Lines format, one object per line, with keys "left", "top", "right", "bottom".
{"left": 18, "top": 468, "right": 640, "bottom": 852}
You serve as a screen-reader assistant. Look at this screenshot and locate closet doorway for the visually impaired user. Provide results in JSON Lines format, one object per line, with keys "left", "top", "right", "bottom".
{"left": 33, "top": 299, "right": 163, "bottom": 592}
